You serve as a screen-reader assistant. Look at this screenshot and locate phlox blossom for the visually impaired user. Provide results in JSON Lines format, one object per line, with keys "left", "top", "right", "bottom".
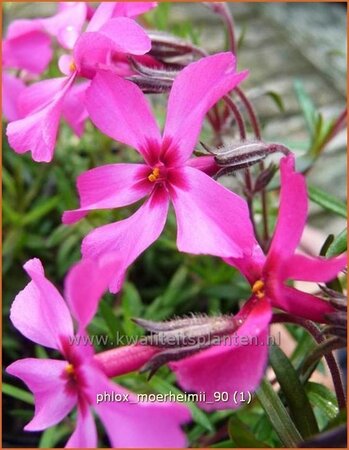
{"left": 7, "top": 258, "right": 190, "bottom": 448}
{"left": 6, "top": 2, "right": 156, "bottom": 162}
{"left": 63, "top": 52, "right": 257, "bottom": 292}
{"left": 169, "top": 154, "right": 346, "bottom": 409}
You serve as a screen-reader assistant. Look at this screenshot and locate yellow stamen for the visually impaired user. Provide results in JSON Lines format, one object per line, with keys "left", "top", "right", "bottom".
{"left": 65, "top": 363, "right": 75, "bottom": 376}
{"left": 148, "top": 167, "right": 160, "bottom": 182}
{"left": 69, "top": 60, "right": 77, "bottom": 73}
{"left": 252, "top": 279, "right": 265, "bottom": 299}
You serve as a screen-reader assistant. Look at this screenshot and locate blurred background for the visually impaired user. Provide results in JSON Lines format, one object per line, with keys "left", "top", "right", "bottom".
{"left": 3, "top": 2, "right": 347, "bottom": 447}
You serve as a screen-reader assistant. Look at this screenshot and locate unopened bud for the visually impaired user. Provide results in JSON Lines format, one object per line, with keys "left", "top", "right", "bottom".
{"left": 133, "top": 313, "right": 244, "bottom": 378}
{"left": 201, "top": 140, "right": 290, "bottom": 179}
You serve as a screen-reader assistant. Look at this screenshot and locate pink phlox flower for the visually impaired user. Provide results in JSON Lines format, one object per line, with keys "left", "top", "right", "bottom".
{"left": 225, "top": 153, "right": 347, "bottom": 323}
{"left": 169, "top": 154, "right": 346, "bottom": 410}
{"left": 6, "top": 2, "right": 154, "bottom": 162}
{"left": 63, "top": 52, "right": 258, "bottom": 292}
{"left": 6, "top": 257, "right": 190, "bottom": 448}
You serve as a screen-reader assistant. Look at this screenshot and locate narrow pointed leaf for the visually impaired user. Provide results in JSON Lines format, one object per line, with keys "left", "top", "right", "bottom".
{"left": 308, "top": 185, "right": 347, "bottom": 218}
{"left": 256, "top": 378, "right": 302, "bottom": 447}
{"left": 228, "top": 416, "right": 270, "bottom": 447}
{"left": 269, "top": 344, "right": 319, "bottom": 438}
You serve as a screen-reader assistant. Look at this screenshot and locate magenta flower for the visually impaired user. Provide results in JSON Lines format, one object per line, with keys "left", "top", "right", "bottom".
{"left": 6, "top": 3, "right": 153, "bottom": 162}
{"left": 225, "top": 154, "right": 346, "bottom": 322}
{"left": 62, "top": 53, "right": 257, "bottom": 292}
{"left": 6, "top": 258, "right": 190, "bottom": 447}
{"left": 166, "top": 154, "right": 346, "bottom": 410}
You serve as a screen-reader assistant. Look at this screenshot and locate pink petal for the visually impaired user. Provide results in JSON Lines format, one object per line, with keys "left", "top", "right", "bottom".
{"left": 62, "top": 163, "right": 151, "bottom": 224}
{"left": 224, "top": 244, "right": 266, "bottom": 285}
{"left": 74, "top": 18, "right": 151, "bottom": 78}
{"left": 266, "top": 154, "right": 308, "bottom": 265}
{"left": 98, "top": 17, "right": 151, "bottom": 55}
{"left": 7, "top": 76, "right": 75, "bottom": 162}
{"left": 2, "top": 72, "right": 26, "bottom": 121}
{"left": 10, "top": 258, "right": 73, "bottom": 350}
{"left": 98, "top": 400, "right": 190, "bottom": 448}
{"left": 62, "top": 81, "right": 90, "bottom": 136}
{"left": 83, "top": 365, "right": 190, "bottom": 448}
{"left": 86, "top": 2, "right": 156, "bottom": 31}
{"left": 65, "top": 400, "right": 97, "bottom": 448}
{"left": 3, "top": 20, "right": 52, "bottom": 74}
{"left": 6, "top": 358, "right": 76, "bottom": 430}
{"left": 40, "top": 2, "right": 87, "bottom": 49}
{"left": 82, "top": 186, "right": 170, "bottom": 292}
{"left": 112, "top": 2, "right": 158, "bottom": 18}
{"left": 272, "top": 285, "right": 334, "bottom": 322}
{"left": 163, "top": 53, "right": 248, "bottom": 165}
{"left": 86, "top": 71, "right": 161, "bottom": 164}
{"left": 19, "top": 77, "right": 68, "bottom": 116}
{"left": 64, "top": 257, "right": 117, "bottom": 330}
{"left": 86, "top": 2, "right": 117, "bottom": 32}
{"left": 170, "top": 166, "right": 256, "bottom": 258}
{"left": 282, "top": 253, "right": 347, "bottom": 283}
{"left": 186, "top": 155, "right": 220, "bottom": 176}
{"left": 6, "top": 18, "right": 42, "bottom": 40}
{"left": 171, "top": 298, "right": 271, "bottom": 410}
{"left": 58, "top": 54, "right": 75, "bottom": 76}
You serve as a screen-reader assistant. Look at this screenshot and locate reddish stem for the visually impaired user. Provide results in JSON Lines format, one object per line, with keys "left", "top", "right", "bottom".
{"left": 235, "top": 87, "right": 270, "bottom": 248}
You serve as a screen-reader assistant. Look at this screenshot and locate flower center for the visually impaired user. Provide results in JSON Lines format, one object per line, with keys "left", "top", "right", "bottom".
{"left": 148, "top": 167, "right": 161, "bottom": 183}
{"left": 252, "top": 279, "right": 265, "bottom": 299}
{"left": 65, "top": 363, "right": 77, "bottom": 380}
{"left": 69, "top": 60, "right": 77, "bottom": 73}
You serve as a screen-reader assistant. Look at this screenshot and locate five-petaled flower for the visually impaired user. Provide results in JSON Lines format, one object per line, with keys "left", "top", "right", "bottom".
{"left": 6, "top": 2, "right": 156, "bottom": 162}
{"left": 225, "top": 154, "right": 347, "bottom": 323}
{"left": 63, "top": 52, "right": 258, "bottom": 292}
{"left": 168, "top": 155, "right": 346, "bottom": 409}
{"left": 6, "top": 258, "right": 190, "bottom": 448}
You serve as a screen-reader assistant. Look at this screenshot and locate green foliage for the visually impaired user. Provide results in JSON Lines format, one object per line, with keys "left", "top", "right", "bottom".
{"left": 3, "top": 4, "right": 346, "bottom": 449}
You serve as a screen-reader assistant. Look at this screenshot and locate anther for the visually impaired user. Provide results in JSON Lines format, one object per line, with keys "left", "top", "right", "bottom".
{"left": 252, "top": 279, "right": 265, "bottom": 299}
{"left": 65, "top": 363, "right": 76, "bottom": 378}
{"left": 148, "top": 167, "right": 160, "bottom": 182}
{"left": 69, "top": 60, "right": 77, "bottom": 73}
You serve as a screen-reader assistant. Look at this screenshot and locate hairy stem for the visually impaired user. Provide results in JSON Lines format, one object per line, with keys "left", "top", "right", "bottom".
{"left": 235, "top": 87, "right": 270, "bottom": 248}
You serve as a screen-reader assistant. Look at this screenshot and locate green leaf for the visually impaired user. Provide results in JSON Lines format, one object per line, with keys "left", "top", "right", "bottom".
{"left": 211, "top": 439, "right": 236, "bottom": 448}
{"left": 145, "top": 265, "right": 189, "bottom": 319}
{"left": 294, "top": 80, "right": 318, "bottom": 137}
{"left": 148, "top": 375, "right": 214, "bottom": 432}
{"left": 326, "top": 228, "right": 347, "bottom": 257}
{"left": 39, "top": 423, "right": 71, "bottom": 448}
{"left": 324, "top": 409, "right": 347, "bottom": 430}
{"left": 121, "top": 282, "right": 144, "bottom": 336}
{"left": 256, "top": 378, "right": 302, "bottom": 447}
{"left": 22, "top": 196, "right": 60, "bottom": 225}
{"left": 237, "top": 24, "right": 248, "bottom": 51}
{"left": 305, "top": 382, "right": 339, "bottom": 420}
{"left": 266, "top": 91, "right": 285, "bottom": 113}
{"left": 269, "top": 344, "right": 319, "bottom": 438}
{"left": 308, "top": 185, "right": 347, "bottom": 218}
{"left": 228, "top": 416, "right": 270, "bottom": 447}
{"left": 3, "top": 382, "right": 34, "bottom": 405}
{"left": 99, "top": 301, "right": 123, "bottom": 341}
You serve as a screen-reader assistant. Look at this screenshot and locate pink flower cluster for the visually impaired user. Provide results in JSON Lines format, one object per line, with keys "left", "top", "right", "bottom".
{"left": 4, "top": 2, "right": 346, "bottom": 448}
